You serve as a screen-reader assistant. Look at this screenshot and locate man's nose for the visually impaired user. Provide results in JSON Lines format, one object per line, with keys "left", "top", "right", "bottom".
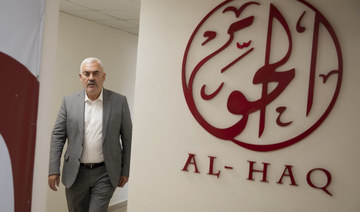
{"left": 89, "top": 73, "right": 95, "bottom": 79}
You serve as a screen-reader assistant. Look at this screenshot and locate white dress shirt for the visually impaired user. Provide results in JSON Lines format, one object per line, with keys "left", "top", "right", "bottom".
{"left": 80, "top": 90, "right": 104, "bottom": 163}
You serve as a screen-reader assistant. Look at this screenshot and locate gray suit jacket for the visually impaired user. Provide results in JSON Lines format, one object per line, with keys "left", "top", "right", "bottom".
{"left": 48, "top": 88, "right": 132, "bottom": 188}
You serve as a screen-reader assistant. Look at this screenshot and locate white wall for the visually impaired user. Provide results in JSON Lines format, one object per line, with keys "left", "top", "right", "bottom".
{"left": 43, "top": 12, "right": 138, "bottom": 212}
{"left": 32, "top": 0, "right": 60, "bottom": 211}
{"left": 128, "top": 0, "right": 360, "bottom": 211}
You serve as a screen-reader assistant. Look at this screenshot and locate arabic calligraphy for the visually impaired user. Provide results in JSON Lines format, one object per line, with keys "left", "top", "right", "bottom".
{"left": 182, "top": 0, "right": 342, "bottom": 151}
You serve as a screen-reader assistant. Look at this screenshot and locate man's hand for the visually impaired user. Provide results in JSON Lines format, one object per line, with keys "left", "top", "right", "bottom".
{"left": 48, "top": 174, "right": 60, "bottom": 191}
{"left": 118, "top": 176, "right": 129, "bottom": 188}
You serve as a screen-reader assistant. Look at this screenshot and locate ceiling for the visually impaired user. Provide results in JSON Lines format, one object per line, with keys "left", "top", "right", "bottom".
{"left": 59, "top": 0, "right": 140, "bottom": 35}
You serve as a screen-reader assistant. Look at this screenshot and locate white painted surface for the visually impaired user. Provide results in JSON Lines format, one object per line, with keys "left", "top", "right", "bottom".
{"left": 0, "top": 0, "right": 45, "bottom": 77}
{"left": 128, "top": 0, "right": 360, "bottom": 211}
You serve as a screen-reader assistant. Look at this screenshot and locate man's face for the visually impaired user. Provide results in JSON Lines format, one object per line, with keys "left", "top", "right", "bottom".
{"left": 79, "top": 61, "right": 106, "bottom": 99}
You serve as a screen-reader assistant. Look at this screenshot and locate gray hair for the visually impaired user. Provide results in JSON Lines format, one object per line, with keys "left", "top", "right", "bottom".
{"left": 80, "top": 57, "right": 104, "bottom": 73}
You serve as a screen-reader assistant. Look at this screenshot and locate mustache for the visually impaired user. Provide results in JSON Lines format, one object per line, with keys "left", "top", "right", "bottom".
{"left": 87, "top": 81, "right": 97, "bottom": 86}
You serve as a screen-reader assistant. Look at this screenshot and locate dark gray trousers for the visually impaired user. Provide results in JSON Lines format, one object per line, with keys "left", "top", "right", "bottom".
{"left": 65, "top": 164, "right": 116, "bottom": 212}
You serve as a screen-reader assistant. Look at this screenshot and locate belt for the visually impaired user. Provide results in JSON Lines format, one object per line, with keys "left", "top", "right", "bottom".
{"left": 80, "top": 162, "right": 105, "bottom": 169}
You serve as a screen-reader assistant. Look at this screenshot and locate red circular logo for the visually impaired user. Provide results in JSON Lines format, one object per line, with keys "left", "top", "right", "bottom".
{"left": 182, "top": 0, "right": 342, "bottom": 151}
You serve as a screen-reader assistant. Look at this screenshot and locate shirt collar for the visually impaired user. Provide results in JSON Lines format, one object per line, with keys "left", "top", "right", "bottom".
{"left": 85, "top": 88, "right": 103, "bottom": 102}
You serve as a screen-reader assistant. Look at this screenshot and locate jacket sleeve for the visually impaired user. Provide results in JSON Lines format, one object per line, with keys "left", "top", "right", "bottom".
{"left": 120, "top": 97, "right": 132, "bottom": 177}
{"left": 48, "top": 98, "right": 68, "bottom": 176}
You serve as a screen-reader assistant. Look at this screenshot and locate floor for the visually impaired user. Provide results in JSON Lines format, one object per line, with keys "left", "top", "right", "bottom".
{"left": 108, "top": 202, "right": 127, "bottom": 212}
{"left": 109, "top": 206, "right": 127, "bottom": 212}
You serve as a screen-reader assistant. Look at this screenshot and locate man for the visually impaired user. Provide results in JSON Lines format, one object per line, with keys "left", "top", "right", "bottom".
{"left": 48, "top": 57, "right": 132, "bottom": 212}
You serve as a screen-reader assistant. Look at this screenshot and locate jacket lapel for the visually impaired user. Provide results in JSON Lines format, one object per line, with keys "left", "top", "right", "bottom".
{"left": 102, "top": 88, "right": 111, "bottom": 141}
{"left": 78, "top": 91, "right": 85, "bottom": 144}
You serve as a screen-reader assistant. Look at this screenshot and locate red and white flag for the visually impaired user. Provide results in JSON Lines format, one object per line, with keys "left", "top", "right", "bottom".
{"left": 0, "top": 0, "right": 45, "bottom": 211}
